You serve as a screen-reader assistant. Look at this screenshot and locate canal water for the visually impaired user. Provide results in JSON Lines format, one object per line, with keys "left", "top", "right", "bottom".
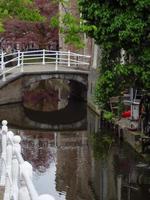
{"left": 0, "top": 101, "right": 150, "bottom": 200}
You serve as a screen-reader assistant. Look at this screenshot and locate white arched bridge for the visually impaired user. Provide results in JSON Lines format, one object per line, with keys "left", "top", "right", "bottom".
{"left": 0, "top": 49, "right": 91, "bottom": 83}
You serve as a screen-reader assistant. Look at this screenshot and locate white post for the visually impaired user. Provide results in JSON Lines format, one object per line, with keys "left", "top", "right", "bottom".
{"left": 21, "top": 52, "right": 24, "bottom": 72}
{"left": 55, "top": 52, "right": 58, "bottom": 71}
{"left": 17, "top": 50, "right": 21, "bottom": 67}
{"left": 16, "top": 137, "right": 30, "bottom": 200}
{"left": 68, "top": 50, "right": 70, "bottom": 67}
{"left": 76, "top": 56, "right": 79, "bottom": 68}
{"left": 0, "top": 120, "right": 8, "bottom": 186}
{"left": 1, "top": 51, "right": 4, "bottom": 70}
{"left": 42, "top": 49, "right": 45, "bottom": 65}
{"left": 4, "top": 131, "right": 14, "bottom": 200}
{"left": 12, "top": 135, "right": 22, "bottom": 200}
{"left": 1, "top": 51, "right": 6, "bottom": 81}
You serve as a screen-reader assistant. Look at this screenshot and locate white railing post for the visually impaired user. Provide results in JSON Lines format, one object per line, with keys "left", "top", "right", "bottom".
{"left": 1, "top": 51, "right": 6, "bottom": 81}
{"left": 17, "top": 50, "right": 21, "bottom": 67}
{"left": 75, "top": 55, "right": 79, "bottom": 68}
{"left": 68, "top": 50, "right": 70, "bottom": 67}
{"left": 42, "top": 49, "right": 45, "bottom": 65}
{"left": 4, "top": 131, "right": 14, "bottom": 200}
{"left": 55, "top": 52, "right": 58, "bottom": 71}
{"left": 12, "top": 135, "right": 22, "bottom": 200}
{"left": 1, "top": 51, "right": 4, "bottom": 71}
{"left": 21, "top": 52, "right": 24, "bottom": 72}
{"left": 0, "top": 120, "right": 8, "bottom": 186}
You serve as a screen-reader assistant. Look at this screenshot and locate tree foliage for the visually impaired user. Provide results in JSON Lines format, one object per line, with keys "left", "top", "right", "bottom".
{"left": 0, "top": 0, "right": 44, "bottom": 32}
{"left": 51, "top": 0, "right": 84, "bottom": 49}
{"left": 78, "top": 0, "right": 150, "bottom": 109}
{"left": 51, "top": 0, "right": 96, "bottom": 49}
{"left": 0, "top": 0, "right": 43, "bottom": 20}
{"left": 0, "top": 0, "right": 86, "bottom": 49}
{"left": 1, "top": 0, "right": 58, "bottom": 49}
{"left": 90, "top": 132, "right": 113, "bottom": 160}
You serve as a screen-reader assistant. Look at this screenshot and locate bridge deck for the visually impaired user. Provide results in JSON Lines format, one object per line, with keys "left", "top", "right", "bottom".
{"left": 2, "top": 64, "right": 90, "bottom": 75}
{"left": 0, "top": 64, "right": 89, "bottom": 87}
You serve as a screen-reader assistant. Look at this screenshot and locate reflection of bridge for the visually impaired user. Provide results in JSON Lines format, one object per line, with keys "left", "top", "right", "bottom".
{"left": 0, "top": 103, "right": 87, "bottom": 131}
{"left": 0, "top": 49, "right": 90, "bottom": 83}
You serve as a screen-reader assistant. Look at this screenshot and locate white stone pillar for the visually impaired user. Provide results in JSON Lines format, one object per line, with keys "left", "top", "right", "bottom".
{"left": 42, "top": 49, "right": 45, "bottom": 65}
{"left": 55, "top": 52, "right": 58, "bottom": 71}
{"left": 4, "top": 131, "right": 14, "bottom": 200}
{"left": 21, "top": 52, "right": 24, "bottom": 72}
{"left": 68, "top": 50, "right": 70, "bottom": 67}
{"left": 17, "top": 50, "right": 21, "bottom": 67}
{"left": 0, "top": 120, "right": 8, "bottom": 186}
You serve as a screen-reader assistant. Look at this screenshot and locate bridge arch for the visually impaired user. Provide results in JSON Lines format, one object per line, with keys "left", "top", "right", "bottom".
{"left": 0, "top": 71, "right": 88, "bottom": 105}
{"left": 22, "top": 72, "right": 88, "bottom": 106}
{"left": 22, "top": 72, "right": 88, "bottom": 89}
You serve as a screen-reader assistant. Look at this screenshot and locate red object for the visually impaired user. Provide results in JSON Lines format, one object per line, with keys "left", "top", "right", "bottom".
{"left": 122, "top": 110, "right": 131, "bottom": 118}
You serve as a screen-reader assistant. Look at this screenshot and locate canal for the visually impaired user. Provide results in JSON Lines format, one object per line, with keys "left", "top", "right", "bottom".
{"left": 0, "top": 91, "right": 150, "bottom": 199}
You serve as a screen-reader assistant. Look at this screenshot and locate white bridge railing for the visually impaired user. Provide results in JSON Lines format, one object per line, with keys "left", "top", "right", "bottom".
{"left": 0, "top": 120, "right": 55, "bottom": 200}
{"left": 0, "top": 49, "right": 91, "bottom": 81}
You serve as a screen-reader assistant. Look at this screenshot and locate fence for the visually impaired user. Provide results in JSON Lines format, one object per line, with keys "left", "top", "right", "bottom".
{"left": 0, "top": 120, "right": 55, "bottom": 200}
{"left": 0, "top": 50, "right": 91, "bottom": 81}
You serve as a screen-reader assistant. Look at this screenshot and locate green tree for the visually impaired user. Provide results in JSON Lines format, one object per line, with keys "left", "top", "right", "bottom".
{"left": 51, "top": 0, "right": 85, "bottom": 49}
{"left": 0, "top": 0, "right": 44, "bottom": 31}
{"left": 0, "top": 0, "right": 85, "bottom": 48}
{"left": 78, "top": 0, "right": 150, "bottom": 109}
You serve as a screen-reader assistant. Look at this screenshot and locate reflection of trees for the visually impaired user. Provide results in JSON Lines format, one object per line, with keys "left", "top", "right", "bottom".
{"left": 23, "top": 80, "right": 58, "bottom": 111}
{"left": 90, "top": 132, "right": 114, "bottom": 160}
{"left": 23, "top": 79, "right": 70, "bottom": 111}
{"left": 21, "top": 138, "right": 54, "bottom": 174}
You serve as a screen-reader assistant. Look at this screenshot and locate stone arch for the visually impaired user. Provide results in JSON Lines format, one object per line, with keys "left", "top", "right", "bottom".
{"left": 0, "top": 72, "right": 89, "bottom": 105}
{"left": 22, "top": 72, "right": 88, "bottom": 89}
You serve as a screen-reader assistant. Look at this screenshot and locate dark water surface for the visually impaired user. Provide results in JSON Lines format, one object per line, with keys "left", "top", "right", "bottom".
{"left": 0, "top": 103, "right": 150, "bottom": 200}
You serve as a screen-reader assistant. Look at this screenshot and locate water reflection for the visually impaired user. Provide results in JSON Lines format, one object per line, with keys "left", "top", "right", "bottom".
{"left": 24, "top": 100, "right": 87, "bottom": 125}
{"left": 20, "top": 130, "right": 55, "bottom": 174}
{"left": 16, "top": 129, "right": 150, "bottom": 200}
{"left": 0, "top": 103, "right": 86, "bottom": 130}
{"left": 23, "top": 79, "right": 70, "bottom": 112}
{"left": 0, "top": 102, "right": 150, "bottom": 199}
{"left": 17, "top": 129, "right": 89, "bottom": 199}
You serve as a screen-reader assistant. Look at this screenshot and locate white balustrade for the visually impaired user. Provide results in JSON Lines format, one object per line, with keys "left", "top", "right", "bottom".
{"left": 42, "top": 49, "right": 45, "bottom": 65}
{"left": 1, "top": 51, "right": 6, "bottom": 81}
{"left": 67, "top": 50, "right": 70, "bottom": 67}
{"left": 17, "top": 50, "right": 21, "bottom": 67}
{"left": 55, "top": 52, "right": 58, "bottom": 71}
{"left": 0, "top": 120, "right": 55, "bottom": 200}
{"left": 21, "top": 52, "right": 24, "bottom": 72}
{"left": 0, "top": 49, "right": 91, "bottom": 82}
